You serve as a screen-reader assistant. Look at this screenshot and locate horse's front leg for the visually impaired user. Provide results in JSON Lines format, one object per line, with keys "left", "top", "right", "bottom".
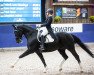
{"left": 11, "top": 49, "right": 34, "bottom": 68}
{"left": 36, "top": 51, "right": 48, "bottom": 73}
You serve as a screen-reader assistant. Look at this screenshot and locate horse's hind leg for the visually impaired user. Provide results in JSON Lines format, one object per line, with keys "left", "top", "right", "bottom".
{"left": 69, "top": 47, "right": 83, "bottom": 72}
{"left": 58, "top": 49, "right": 68, "bottom": 72}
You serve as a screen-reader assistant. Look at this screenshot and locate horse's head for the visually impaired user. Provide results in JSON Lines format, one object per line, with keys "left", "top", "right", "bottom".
{"left": 12, "top": 25, "right": 23, "bottom": 43}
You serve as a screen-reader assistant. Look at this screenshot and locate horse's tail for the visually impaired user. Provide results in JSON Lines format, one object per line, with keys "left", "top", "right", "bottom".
{"left": 72, "top": 34, "right": 94, "bottom": 58}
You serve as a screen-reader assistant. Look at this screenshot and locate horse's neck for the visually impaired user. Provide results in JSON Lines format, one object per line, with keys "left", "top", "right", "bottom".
{"left": 24, "top": 31, "right": 37, "bottom": 40}
{"left": 22, "top": 26, "right": 37, "bottom": 39}
{"left": 23, "top": 31, "right": 31, "bottom": 39}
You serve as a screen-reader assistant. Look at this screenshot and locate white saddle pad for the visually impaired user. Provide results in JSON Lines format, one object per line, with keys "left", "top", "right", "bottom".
{"left": 37, "top": 26, "right": 54, "bottom": 43}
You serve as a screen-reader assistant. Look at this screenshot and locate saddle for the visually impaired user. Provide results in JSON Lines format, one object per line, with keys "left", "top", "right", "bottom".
{"left": 37, "top": 26, "right": 54, "bottom": 43}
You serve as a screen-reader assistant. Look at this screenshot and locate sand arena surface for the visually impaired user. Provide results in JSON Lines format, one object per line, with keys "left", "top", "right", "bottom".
{"left": 0, "top": 44, "right": 94, "bottom": 75}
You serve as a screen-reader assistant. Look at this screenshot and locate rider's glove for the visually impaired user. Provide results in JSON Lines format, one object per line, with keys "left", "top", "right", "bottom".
{"left": 41, "top": 24, "right": 45, "bottom": 27}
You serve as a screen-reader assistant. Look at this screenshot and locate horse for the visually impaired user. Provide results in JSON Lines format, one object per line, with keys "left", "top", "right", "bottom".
{"left": 12, "top": 25, "right": 94, "bottom": 73}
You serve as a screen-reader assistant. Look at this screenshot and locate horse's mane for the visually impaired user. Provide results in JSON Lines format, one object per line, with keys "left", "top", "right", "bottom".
{"left": 19, "top": 25, "right": 36, "bottom": 32}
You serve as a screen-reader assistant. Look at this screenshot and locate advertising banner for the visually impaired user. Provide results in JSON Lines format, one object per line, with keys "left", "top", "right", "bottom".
{"left": 62, "top": 8, "right": 76, "bottom": 18}
{"left": 52, "top": 24, "right": 83, "bottom": 33}
{"left": 56, "top": 7, "right": 88, "bottom": 19}
{"left": 58, "top": 0, "right": 89, "bottom": 2}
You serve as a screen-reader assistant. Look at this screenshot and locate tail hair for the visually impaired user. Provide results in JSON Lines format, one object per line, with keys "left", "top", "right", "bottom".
{"left": 72, "top": 34, "right": 94, "bottom": 58}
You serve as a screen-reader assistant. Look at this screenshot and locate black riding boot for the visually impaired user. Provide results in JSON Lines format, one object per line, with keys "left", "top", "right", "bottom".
{"left": 39, "top": 35, "right": 45, "bottom": 51}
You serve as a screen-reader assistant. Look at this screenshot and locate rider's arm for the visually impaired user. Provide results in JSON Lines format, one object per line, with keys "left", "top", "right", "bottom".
{"left": 41, "top": 17, "right": 52, "bottom": 27}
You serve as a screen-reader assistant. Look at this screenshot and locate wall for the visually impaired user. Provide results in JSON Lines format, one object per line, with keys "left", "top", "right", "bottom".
{"left": 0, "top": 24, "right": 94, "bottom": 48}
{"left": 75, "top": 24, "right": 94, "bottom": 42}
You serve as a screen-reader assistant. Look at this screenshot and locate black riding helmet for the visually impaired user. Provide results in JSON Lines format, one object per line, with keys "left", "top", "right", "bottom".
{"left": 46, "top": 8, "right": 53, "bottom": 15}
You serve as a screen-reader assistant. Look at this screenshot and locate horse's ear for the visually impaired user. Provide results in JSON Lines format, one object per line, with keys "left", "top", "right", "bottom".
{"left": 12, "top": 25, "right": 17, "bottom": 30}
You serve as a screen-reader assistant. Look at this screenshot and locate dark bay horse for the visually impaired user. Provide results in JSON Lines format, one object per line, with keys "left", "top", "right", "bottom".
{"left": 12, "top": 25, "right": 94, "bottom": 73}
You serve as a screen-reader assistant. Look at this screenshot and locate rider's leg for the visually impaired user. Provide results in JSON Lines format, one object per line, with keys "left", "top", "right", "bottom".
{"left": 48, "top": 28, "right": 57, "bottom": 41}
{"left": 39, "top": 27, "right": 48, "bottom": 51}
{"left": 39, "top": 35, "right": 45, "bottom": 51}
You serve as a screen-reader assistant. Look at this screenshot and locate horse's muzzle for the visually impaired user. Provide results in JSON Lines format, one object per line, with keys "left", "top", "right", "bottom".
{"left": 16, "top": 38, "right": 22, "bottom": 43}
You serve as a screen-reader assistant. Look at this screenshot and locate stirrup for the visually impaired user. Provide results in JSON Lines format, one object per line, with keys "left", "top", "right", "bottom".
{"left": 39, "top": 45, "right": 45, "bottom": 51}
{"left": 39, "top": 47, "right": 45, "bottom": 51}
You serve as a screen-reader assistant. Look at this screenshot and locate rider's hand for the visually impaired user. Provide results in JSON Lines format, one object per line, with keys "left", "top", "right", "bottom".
{"left": 41, "top": 24, "right": 45, "bottom": 27}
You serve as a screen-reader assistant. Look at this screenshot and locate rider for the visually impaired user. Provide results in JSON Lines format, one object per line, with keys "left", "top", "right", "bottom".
{"left": 39, "top": 8, "right": 57, "bottom": 51}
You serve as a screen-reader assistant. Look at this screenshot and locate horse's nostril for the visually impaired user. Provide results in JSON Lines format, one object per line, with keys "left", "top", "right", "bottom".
{"left": 16, "top": 38, "right": 22, "bottom": 43}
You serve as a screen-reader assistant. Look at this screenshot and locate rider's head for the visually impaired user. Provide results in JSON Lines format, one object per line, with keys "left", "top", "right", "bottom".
{"left": 46, "top": 8, "right": 53, "bottom": 17}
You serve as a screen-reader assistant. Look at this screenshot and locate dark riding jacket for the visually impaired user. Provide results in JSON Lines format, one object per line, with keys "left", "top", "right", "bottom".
{"left": 42, "top": 16, "right": 52, "bottom": 29}
{"left": 41, "top": 16, "right": 56, "bottom": 39}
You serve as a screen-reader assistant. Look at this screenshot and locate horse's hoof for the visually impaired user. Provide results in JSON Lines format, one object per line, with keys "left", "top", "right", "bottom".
{"left": 43, "top": 69, "right": 47, "bottom": 73}
{"left": 11, "top": 65, "right": 14, "bottom": 68}
{"left": 43, "top": 67, "right": 48, "bottom": 73}
{"left": 59, "top": 68, "right": 62, "bottom": 72}
{"left": 43, "top": 71, "right": 47, "bottom": 73}
{"left": 80, "top": 71, "right": 84, "bottom": 73}
{"left": 92, "top": 55, "right": 94, "bottom": 58}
